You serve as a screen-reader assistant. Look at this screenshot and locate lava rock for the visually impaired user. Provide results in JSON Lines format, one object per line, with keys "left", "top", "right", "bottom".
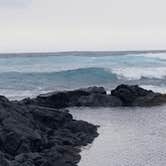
{"left": 111, "top": 84, "right": 154, "bottom": 106}
{"left": 27, "top": 86, "right": 120, "bottom": 108}
{"left": 0, "top": 151, "right": 10, "bottom": 166}
{"left": 0, "top": 95, "right": 98, "bottom": 166}
{"left": 24, "top": 85, "right": 166, "bottom": 108}
{"left": 77, "top": 93, "right": 122, "bottom": 107}
{"left": 132, "top": 92, "right": 166, "bottom": 106}
{"left": 34, "top": 86, "right": 106, "bottom": 108}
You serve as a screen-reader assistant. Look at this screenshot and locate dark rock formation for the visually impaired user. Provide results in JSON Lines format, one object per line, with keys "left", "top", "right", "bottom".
{"left": 132, "top": 92, "right": 166, "bottom": 106}
{"left": 111, "top": 84, "right": 151, "bottom": 105}
{"left": 76, "top": 94, "right": 122, "bottom": 107}
{"left": 111, "top": 84, "right": 166, "bottom": 106}
{"left": 0, "top": 96, "right": 98, "bottom": 166}
{"left": 36, "top": 86, "right": 107, "bottom": 108}
{"left": 21, "top": 86, "right": 122, "bottom": 108}
{"left": 21, "top": 84, "right": 166, "bottom": 108}
{"left": 1, "top": 84, "right": 166, "bottom": 165}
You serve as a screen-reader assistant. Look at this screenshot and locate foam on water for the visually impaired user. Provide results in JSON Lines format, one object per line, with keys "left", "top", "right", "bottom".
{"left": 111, "top": 67, "right": 166, "bottom": 80}
{"left": 70, "top": 106, "right": 166, "bottom": 166}
{"left": 0, "top": 52, "right": 166, "bottom": 99}
{"left": 0, "top": 89, "right": 51, "bottom": 100}
{"left": 130, "top": 52, "right": 166, "bottom": 60}
{"left": 140, "top": 85, "right": 166, "bottom": 94}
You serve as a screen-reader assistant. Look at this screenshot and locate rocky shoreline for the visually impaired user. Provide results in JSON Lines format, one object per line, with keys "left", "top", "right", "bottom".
{"left": 1, "top": 84, "right": 166, "bottom": 166}
{"left": 22, "top": 84, "right": 166, "bottom": 108}
{"left": 0, "top": 96, "right": 98, "bottom": 166}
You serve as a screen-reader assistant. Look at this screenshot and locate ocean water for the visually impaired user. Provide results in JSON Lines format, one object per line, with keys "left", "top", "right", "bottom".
{"left": 0, "top": 51, "right": 166, "bottom": 99}
{"left": 70, "top": 106, "right": 166, "bottom": 166}
{"left": 1, "top": 52, "right": 166, "bottom": 166}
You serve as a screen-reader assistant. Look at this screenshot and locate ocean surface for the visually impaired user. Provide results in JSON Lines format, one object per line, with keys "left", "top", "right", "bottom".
{"left": 1, "top": 51, "right": 166, "bottom": 166}
{"left": 0, "top": 51, "right": 166, "bottom": 99}
{"left": 70, "top": 106, "right": 166, "bottom": 166}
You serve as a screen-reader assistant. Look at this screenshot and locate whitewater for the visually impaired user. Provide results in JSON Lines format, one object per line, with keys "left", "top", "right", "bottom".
{"left": 1, "top": 51, "right": 166, "bottom": 166}
{"left": 0, "top": 51, "right": 166, "bottom": 99}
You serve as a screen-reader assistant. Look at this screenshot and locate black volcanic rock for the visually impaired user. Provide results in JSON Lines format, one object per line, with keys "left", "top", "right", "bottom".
{"left": 36, "top": 86, "right": 106, "bottom": 108}
{"left": 0, "top": 96, "right": 98, "bottom": 166}
{"left": 132, "top": 92, "right": 166, "bottom": 106}
{"left": 77, "top": 93, "right": 122, "bottom": 107}
{"left": 111, "top": 84, "right": 154, "bottom": 106}
{"left": 24, "top": 86, "right": 122, "bottom": 108}
{"left": 1, "top": 84, "right": 166, "bottom": 165}
{"left": 111, "top": 84, "right": 166, "bottom": 106}
{"left": 22, "top": 84, "right": 166, "bottom": 108}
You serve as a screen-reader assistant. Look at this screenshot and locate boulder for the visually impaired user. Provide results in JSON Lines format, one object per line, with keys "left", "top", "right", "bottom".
{"left": 111, "top": 84, "right": 153, "bottom": 106}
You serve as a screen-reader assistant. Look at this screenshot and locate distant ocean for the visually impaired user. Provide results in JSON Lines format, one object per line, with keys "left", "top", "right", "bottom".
{"left": 0, "top": 51, "right": 166, "bottom": 100}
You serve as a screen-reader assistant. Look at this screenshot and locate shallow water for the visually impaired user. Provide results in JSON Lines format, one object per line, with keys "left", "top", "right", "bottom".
{"left": 70, "top": 106, "right": 166, "bottom": 166}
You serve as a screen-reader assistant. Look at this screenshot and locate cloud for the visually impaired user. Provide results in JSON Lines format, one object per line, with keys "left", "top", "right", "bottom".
{"left": 0, "top": 0, "right": 166, "bottom": 52}
{"left": 0, "top": 0, "right": 31, "bottom": 7}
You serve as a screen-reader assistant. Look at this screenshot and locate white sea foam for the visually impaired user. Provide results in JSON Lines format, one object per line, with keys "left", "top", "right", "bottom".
{"left": 111, "top": 67, "right": 166, "bottom": 80}
{"left": 0, "top": 89, "right": 50, "bottom": 100}
{"left": 0, "top": 53, "right": 166, "bottom": 99}
{"left": 140, "top": 85, "right": 166, "bottom": 94}
{"left": 129, "top": 53, "right": 166, "bottom": 60}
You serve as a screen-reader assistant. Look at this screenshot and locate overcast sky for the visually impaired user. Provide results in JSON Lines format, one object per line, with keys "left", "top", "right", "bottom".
{"left": 0, "top": 0, "right": 166, "bottom": 52}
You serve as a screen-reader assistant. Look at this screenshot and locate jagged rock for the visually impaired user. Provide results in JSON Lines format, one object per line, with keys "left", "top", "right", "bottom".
{"left": 111, "top": 84, "right": 154, "bottom": 106}
{"left": 111, "top": 84, "right": 166, "bottom": 106}
{"left": 33, "top": 86, "right": 106, "bottom": 108}
{"left": 22, "top": 85, "right": 166, "bottom": 108}
{"left": 77, "top": 93, "right": 122, "bottom": 107}
{"left": 1, "top": 84, "right": 166, "bottom": 166}
{"left": 0, "top": 151, "right": 10, "bottom": 166}
{"left": 132, "top": 93, "right": 166, "bottom": 106}
{"left": 25, "top": 86, "right": 121, "bottom": 108}
{"left": 0, "top": 95, "right": 98, "bottom": 166}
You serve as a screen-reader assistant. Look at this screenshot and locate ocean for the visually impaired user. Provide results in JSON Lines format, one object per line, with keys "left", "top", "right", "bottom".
{"left": 70, "top": 106, "right": 166, "bottom": 166}
{"left": 1, "top": 51, "right": 166, "bottom": 166}
{"left": 0, "top": 51, "right": 166, "bottom": 100}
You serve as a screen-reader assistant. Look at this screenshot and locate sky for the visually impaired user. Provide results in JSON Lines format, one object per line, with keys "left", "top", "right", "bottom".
{"left": 0, "top": 0, "right": 166, "bottom": 52}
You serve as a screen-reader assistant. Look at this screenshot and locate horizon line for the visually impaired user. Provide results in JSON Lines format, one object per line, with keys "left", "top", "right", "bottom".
{"left": 0, "top": 49, "right": 166, "bottom": 55}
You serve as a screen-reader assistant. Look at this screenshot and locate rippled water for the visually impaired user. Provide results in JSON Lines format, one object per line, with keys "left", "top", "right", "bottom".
{"left": 70, "top": 106, "right": 166, "bottom": 166}
{"left": 0, "top": 52, "right": 166, "bottom": 99}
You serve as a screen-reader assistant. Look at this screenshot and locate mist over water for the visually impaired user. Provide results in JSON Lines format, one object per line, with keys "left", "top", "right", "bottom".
{"left": 0, "top": 51, "right": 166, "bottom": 99}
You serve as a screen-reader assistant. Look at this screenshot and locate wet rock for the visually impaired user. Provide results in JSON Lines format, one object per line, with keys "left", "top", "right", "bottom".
{"left": 28, "top": 86, "right": 120, "bottom": 108}
{"left": 0, "top": 151, "right": 10, "bottom": 166}
{"left": 132, "top": 92, "right": 166, "bottom": 106}
{"left": 4, "top": 132, "right": 22, "bottom": 155}
{"left": 77, "top": 93, "right": 122, "bottom": 107}
{"left": 23, "top": 85, "right": 166, "bottom": 108}
{"left": 1, "top": 84, "right": 166, "bottom": 166}
{"left": 0, "top": 95, "right": 98, "bottom": 166}
{"left": 111, "top": 84, "right": 154, "bottom": 106}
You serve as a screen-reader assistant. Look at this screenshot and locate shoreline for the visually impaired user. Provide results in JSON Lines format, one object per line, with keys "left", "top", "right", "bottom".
{"left": 21, "top": 84, "right": 166, "bottom": 108}
{"left": 0, "top": 96, "right": 98, "bottom": 166}
{"left": 71, "top": 106, "right": 166, "bottom": 166}
{"left": 1, "top": 84, "right": 166, "bottom": 166}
